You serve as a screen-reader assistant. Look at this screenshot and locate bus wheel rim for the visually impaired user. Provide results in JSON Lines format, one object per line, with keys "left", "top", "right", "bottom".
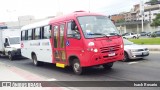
{"left": 74, "top": 63, "right": 80, "bottom": 72}
{"left": 33, "top": 57, "right": 37, "bottom": 65}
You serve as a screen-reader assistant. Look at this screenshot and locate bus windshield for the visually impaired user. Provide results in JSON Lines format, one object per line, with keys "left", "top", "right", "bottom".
{"left": 77, "top": 15, "right": 119, "bottom": 38}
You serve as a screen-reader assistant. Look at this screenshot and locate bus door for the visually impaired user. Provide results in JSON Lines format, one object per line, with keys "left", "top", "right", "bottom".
{"left": 53, "top": 24, "right": 66, "bottom": 68}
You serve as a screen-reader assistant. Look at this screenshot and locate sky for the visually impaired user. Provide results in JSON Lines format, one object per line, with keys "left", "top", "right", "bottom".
{"left": 0, "top": 0, "right": 149, "bottom": 22}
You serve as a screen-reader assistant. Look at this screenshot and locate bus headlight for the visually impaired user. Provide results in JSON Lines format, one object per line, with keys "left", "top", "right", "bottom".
{"left": 93, "top": 48, "right": 98, "bottom": 53}
{"left": 88, "top": 42, "right": 94, "bottom": 46}
{"left": 87, "top": 48, "right": 98, "bottom": 53}
{"left": 120, "top": 44, "right": 123, "bottom": 48}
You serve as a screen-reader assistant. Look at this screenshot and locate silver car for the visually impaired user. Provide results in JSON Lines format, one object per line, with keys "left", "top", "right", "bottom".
{"left": 123, "top": 39, "right": 149, "bottom": 61}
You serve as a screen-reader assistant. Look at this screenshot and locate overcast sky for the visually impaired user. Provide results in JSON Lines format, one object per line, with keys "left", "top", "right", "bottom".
{"left": 0, "top": 0, "right": 149, "bottom": 22}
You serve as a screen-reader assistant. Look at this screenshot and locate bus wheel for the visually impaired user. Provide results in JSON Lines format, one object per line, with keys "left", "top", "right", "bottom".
{"left": 103, "top": 62, "right": 113, "bottom": 69}
{"left": 8, "top": 52, "right": 14, "bottom": 61}
{"left": 32, "top": 54, "right": 43, "bottom": 66}
{"left": 72, "top": 59, "right": 83, "bottom": 75}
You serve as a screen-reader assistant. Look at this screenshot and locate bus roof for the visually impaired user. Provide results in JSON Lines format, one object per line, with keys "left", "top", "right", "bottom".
{"left": 21, "top": 11, "right": 105, "bottom": 30}
{"left": 21, "top": 18, "right": 53, "bottom": 30}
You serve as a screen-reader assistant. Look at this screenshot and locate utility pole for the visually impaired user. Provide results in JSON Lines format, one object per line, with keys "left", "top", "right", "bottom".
{"left": 89, "top": 0, "right": 90, "bottom": 12}
{"left": 140, "top": 0, "right": 144, "bottom": 32}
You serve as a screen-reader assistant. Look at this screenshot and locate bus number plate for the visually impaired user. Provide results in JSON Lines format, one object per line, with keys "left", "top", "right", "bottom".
{"left": 108, "top": 52, "right": 115, "bottom": 56}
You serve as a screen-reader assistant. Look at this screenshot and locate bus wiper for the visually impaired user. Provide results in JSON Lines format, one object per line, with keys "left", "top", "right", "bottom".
{"left": 90, "top": 33, "right": 110, "bottom": 38}
{"left": 110, "top": 33, "right": 121, "bottom": 37}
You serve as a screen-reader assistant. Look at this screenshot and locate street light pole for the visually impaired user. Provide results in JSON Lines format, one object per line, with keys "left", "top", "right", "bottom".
{"left": 140, "top": 0, "right": 144, "bottom": 32}
{"left": 18, "top": 17, "right": 20, "bottom": 28}
{"left": 142, "top": 13, "right": 144, "bottom": 32}
{"left": 89, "top": 0, "right": 90, "bottom": 12}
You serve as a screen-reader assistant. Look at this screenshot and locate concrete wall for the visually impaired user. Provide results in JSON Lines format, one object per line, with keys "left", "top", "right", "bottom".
{"left": 117, "top": 23, "right": 158, "bottom": 34}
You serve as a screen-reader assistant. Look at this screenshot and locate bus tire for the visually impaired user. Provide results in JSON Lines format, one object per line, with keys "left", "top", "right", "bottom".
{"left": 32, "top": 54, "right": 43, "bottom": 66}
{"left": 8, "top": 52, "right": 14, "bottom": 61}
{"left": 103, "top": 62, "right": 113, "bottom": 69}
{"left": 72, "top": 59, "right": 83, "bottom": 75}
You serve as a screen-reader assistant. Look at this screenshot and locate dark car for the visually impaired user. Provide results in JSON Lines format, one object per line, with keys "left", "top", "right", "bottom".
{"left": 140, "top": 32, "right": 147, "bottom": 36}
{"left": 140, "top": 32, "right": 151, "bottom": 36}
{"left": 151, "top": 31, "right": 160, "bottom": 37}
{"left": 146, "top": 32, "right": 151, "bottom": 36}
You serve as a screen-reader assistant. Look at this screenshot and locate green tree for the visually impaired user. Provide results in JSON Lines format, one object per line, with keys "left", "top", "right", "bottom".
{"left": 116, "top": 19, "right": 125, "bottom": 23}
{"left": 149, "top": 0, "right": 159, "bottom": 5}
{"left": 151, "top": 14, "right": 160, "bottom": 26}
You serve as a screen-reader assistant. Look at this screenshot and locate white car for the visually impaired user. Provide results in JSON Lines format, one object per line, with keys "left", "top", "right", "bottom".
{"left": 122, "top": 39, "right": 149, "bottom": 61}
{"left": 122, "top": 32, "right": 140, "bottom": 39}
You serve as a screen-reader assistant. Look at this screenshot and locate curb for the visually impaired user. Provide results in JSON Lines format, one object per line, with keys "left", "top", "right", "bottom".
{"left": 148, "top": 48, "right": 160, "bottom": 51}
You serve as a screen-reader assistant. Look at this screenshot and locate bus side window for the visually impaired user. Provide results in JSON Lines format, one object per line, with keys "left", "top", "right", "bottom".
{"left": 32, "top": 28, "right": 35, "bottom": 40}
{"left": 67, "top": 21, "right": 80, "bottom": 39}
{"left": 28, "top": 29, "right": 32, "bottom": 40}
{"left": 43, "top": 25, "right": 51, "bottom": 39}
{"left": 35, "top": 28, "right": 40, "bottom": 40}
{"left": 60, "top": 24, "right": 65, "bottom": 48}
{"left": 25, "top": 30, "right": 28, "bottom": 40}
{"left": 54, "top": 26, "right": 58, "bottom": 48}
{"left": 21, "top": 31, "right": 25, "bottom": 41}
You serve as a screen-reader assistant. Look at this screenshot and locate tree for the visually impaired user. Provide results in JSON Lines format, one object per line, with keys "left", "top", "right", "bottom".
{"left": 148, "top": 0, "right": 159, "bottom": 5}
{"left": 151, "top": 14, "right": 160, "bottom": 26}
{"left": 116, "top": 19, "right": 125, "bottom": 23}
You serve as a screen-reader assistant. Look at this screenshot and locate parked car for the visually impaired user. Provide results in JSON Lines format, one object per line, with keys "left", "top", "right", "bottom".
{"left": 139, "top": 32, "right": 151, "bottom": 37}
{"left": 151, "top": 31, "right": 160, "bottom": 37}
{"left": 122, "top": 32, "right": 140, "bottom": 39}
{"left": 146, "top": 32, "right": 151, "bottom": 37}
{"left": 140, "top": 32, "right": 147, "bottom": 36}
{"left": 122, "top": 39, "right": 149, "bottom": 62}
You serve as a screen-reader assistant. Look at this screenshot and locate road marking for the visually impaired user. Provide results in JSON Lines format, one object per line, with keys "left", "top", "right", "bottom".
{"left": 47, "top": 78, "right": 80, "bottom": 90}
{"left": 47, "top": 78, "right": 57, "bottom": 81}
{"left": 128, "top": 62, "right": 138, "bottom": 64}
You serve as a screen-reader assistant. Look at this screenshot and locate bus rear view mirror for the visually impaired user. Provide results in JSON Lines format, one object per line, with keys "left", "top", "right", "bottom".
{"left": 71, "top": 20, "right": 77, "bottom": 30}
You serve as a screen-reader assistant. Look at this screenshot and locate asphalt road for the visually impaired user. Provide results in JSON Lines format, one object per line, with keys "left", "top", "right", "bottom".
{"left": 0, "top": 52, "right": 160, "bottom": 90}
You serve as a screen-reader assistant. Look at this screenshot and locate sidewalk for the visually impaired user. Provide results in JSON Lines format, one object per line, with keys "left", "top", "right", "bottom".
{"left": 141, "top": 45, "right": 160, "bottom": 51}
{"left": 0, "top": 62, "right": 69, "bottom": 90}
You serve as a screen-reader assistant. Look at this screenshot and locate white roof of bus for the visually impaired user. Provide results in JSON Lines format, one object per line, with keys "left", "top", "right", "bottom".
{"left": 21, "top": 18, "right": 53, "bottom": 30}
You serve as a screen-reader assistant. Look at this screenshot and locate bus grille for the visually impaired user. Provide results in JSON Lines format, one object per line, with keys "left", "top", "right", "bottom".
{"left": 100, "top": 45, "right": 120, "bottom": 53}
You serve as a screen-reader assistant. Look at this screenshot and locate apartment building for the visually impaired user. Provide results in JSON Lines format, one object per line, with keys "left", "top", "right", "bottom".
{"left": 111, "top": 2, "right": 160, "bottom": 34}
{"left": 111, "top": 14, "right": 125, "bottom": 22}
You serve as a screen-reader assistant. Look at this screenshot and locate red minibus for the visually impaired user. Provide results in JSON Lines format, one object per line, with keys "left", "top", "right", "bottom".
{"left": 21, "top": 11, "right": 124, "bottom": 74}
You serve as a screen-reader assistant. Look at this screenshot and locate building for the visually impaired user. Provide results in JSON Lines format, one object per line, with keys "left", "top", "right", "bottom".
{"left": 113, "top": 2, "right": 160, "bottom": 34}
{"left": 4, "top": 15, "right": 55, "bottom": 29}
{"left": 138, "top": 4, "right": 160, "bottom": 22}
{"left": 111, "top": 14, "right": 125, "bottom": 23}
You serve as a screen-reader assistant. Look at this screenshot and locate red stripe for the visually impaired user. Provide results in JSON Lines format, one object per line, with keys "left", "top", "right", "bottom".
{"left": 7, "top": 66, "right": 65, "bottom": 90}
{"left": 50, "top": 38, "right": 54, "bottom": 63}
